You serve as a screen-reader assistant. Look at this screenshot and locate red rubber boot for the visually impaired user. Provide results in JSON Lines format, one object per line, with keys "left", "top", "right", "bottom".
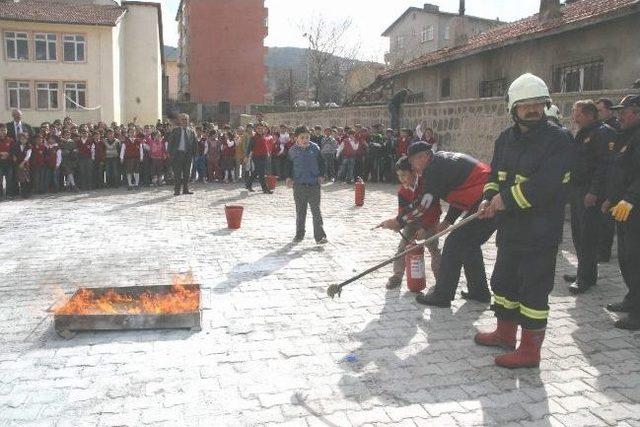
{"left": 474, "top": 319, "right": 517, "bottom": 349}
{"left": 495, "top": 328, "right": 545, "bottom": 369}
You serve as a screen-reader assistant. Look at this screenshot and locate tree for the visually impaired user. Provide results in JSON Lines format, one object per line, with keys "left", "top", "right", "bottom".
{"left": 272, "top": 68, "right": 305, "bottom": 107}
{"left": 300, "top": 15, "right": 359, "bottom": 104}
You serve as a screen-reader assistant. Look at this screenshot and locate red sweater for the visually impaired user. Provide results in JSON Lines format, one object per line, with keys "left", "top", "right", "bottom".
{"left": 250, "top": 135, "right": 269, "bottom": 157}
{"left": 0, "top": 136, "right": 14, "bottom": 161}
{"left": 398, "top": 185, "right": 441, "bottom": 229}
{"left": 45, "top": 144, "right": 60, "bottom": 169}
{"left": 77, "top": 138, "right": 94, "bottom": 159}
{"left": 94, "top": 139, "right": 106, "bottom": 163}
{"left": 31, "top": 144, "right": 47, "bottom": 169}
{"left": 396, "top": 137, "right": 409, "bottom": 157}
{"left": 123, "top": 137, "right": 141, "bottom": 159}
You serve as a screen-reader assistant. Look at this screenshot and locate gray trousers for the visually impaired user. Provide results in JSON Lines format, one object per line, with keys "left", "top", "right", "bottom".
{"left": 293, "top": 183, "right": 326, "bottom": 241}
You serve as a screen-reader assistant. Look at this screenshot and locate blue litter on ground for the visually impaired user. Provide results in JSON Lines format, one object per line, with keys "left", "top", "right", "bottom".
{"left": 343, "top": 354, "right": 359, "bottom": 363}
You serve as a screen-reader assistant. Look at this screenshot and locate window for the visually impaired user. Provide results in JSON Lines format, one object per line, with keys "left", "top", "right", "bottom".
{"left": 5, "top": 32, "right": 29, "bottom": 60}
{"left": 552, "top": 58, "right": 603, "bottom": 93}
{"left": 479, "top": 78, "right": 508, "bottom": 98}
{"left": 441, "top": 77, "right": 451, "bottom": 98}
{"left": 396, "top": 36, "right": 404, "bottom": 49}
{"left": 444, "top": 26, "right": 450, "bottom": 40}
{"left": 63, "top": 35, "right": 85, "bottom": 62}
{"left": 36, "top": 82, "right": 59, "bottom": 109}
{"left": 35, "top": 33, "right": 57, "bottom": 61}
{"left": 64, "top": 82, "right": 86, "bottom": 109}
{"left": 7, "top": 81, "right": 31, "bottom": 109}
{"left": 421, "top": 26, "right": 434, "bottom": 43}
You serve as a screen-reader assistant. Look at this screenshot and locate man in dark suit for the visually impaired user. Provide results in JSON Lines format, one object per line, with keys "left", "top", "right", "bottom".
{"left": 6, "top": 109, "right": 32, "bottom": 140}
{"left": 166, "top": 113, "right": 197, "bottom": 196}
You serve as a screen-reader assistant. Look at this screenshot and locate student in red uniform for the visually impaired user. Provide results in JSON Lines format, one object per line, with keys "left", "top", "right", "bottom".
{"left": 14, "top": 132, "right": 32, "bottom": 198}
{"left": 338, "top": 129, "right": 358, "bottom": 183}
{"left": 76, "top": 128, "right": 95, "bottom": 190}
{"left": 30, "top": 134, "right": 47, "bottom": 194}
{"left": 44, "top": 133, "right": 61, "bottom": 192}
{"left": 0, "top": 123, "right": 15, "bottom": 199}
{"left": 148, "top": 130, "right": 167, "bottom": 186}
{"left": 195, "top": 131, "right": 208, "bottom": 182}
{"left": 396, "top": 129, "right": 411, "bottom": 158}
{"left": 220, "top": 131, "right": 236, "bottom": 183}
{"left": 120, "top": 128, "right": 143, "bottom": 190}
{"left": 382, "top": 156, "right": 442, "bottom": 289}
{"left": 245, "top": 122, "right": 272, "bottom": 193}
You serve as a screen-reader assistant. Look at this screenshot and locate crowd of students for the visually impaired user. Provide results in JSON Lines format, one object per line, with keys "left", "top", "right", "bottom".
{"left": 0, "top": 109, "right": 439, "bottom": 200}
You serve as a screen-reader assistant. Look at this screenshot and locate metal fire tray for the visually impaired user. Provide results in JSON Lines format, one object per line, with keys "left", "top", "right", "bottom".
{"left": 53, "top": 284, "right": 201, "bottom": 338}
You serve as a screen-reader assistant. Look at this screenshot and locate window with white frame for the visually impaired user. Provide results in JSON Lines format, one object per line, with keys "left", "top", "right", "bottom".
{"left": 421, "top": 26, "right": 434, "bottom": 43}
{"left": 5, "top": 32, "right": 29, "bottom": 60}
{"left": 64, "top": 82, "right": 86, "bottom": 109}
{"left": 35, "top": 33, "right": 57, "bottom": 61}
{"left": 36, "top": 82, "right": 59, "bottom": 109}
{"left": 63, "top": 35, "right": 85, "bottom": 62}
{"left": 7, "top": 81, "right": 31, "bottom": 109}
{"left": 552, "top": 58, "right": 604, "bottom": 93}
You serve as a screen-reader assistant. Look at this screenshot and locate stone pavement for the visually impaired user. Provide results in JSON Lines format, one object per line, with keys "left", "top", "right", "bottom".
{"left": 0, "top": 182, "right": 639, "bottom": 427}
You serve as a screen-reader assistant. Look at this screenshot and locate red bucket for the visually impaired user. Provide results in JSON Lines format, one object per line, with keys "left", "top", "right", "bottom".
{"left": 266, "top": 175, "right": 278, "bottom": 191}
{"left": 224, "top": 205, "right": 244, "bottom": 229}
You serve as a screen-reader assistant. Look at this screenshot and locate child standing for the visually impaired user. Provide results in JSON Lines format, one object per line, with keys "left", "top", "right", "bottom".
{"left": 320, "top": 128, "right": 337, "bottom": 181}
{"left": 59, "top": 129, "right": 78, "bottom": 191}
{"left": 104, "top": 129, "right": 121, "bottom": 188}
{"left": 30, "top": 134, "right": 47, "bottom": 194}
{"left": 286, "top": 126, "right": 327, "bottom": 244}
{"left": 44, "top": 134, "right": 61, "bottom": 192}
{"left": 120, "top": 128, "right": 143, "bottom": 190}
{"left": 0, "top": 124, "right": 15, "bottom": 199}
{"left": 14, "top": 132, "right": 32, "bottom": 197}
{"left": 195, "top": 132, "right": 208, "bottom": 182}
{"left": 148, "top": 130, "right": 167, "bottom": 186}
{"left": 93, "top": 130, "right": 106, "bottom": 189}
{"left": 380, "top": 156, "right": 442, "bottom": 289}
{"left": 206, "top": 130, "right": 220, "bottom": 182}
{"left": 219, "top": 132, "right": 236, "bottom": 183}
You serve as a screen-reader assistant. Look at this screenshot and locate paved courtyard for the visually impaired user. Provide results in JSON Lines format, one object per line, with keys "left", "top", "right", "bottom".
{"left": 1, "top": 182, "right": 639, "bottom": 426}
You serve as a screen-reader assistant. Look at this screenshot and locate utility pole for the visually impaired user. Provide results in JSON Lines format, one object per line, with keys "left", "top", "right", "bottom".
{"left": 288, "top": 68, "right": 293, "bottom": 107}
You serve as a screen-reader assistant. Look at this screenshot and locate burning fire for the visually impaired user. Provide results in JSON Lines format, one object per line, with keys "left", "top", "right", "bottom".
{"left": 53, "top": 274, "right": 199, "bottom": 315}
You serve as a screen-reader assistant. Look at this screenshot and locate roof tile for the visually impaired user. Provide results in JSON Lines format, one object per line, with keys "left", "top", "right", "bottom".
{"left": 0, "top": 0, "right": 126, "bottom": 26}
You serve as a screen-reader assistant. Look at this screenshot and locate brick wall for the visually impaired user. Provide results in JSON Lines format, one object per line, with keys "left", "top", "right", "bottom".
{"left": 264, "top": 89, "right": 632, "bottom": 162}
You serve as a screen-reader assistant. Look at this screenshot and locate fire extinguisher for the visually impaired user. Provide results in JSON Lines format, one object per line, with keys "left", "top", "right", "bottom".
{"left": 355, "top": 177, "right": 365, "bottom": 206}
{"left": 405, "top": 241, "right": 426, "bottom": 292}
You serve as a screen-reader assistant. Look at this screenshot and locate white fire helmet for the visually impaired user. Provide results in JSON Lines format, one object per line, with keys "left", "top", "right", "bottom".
{"left": 506, "top": 73, "right": 551, "bottom": 111}
{"left": 544, "top": 104, "right": 562, "bottom": 122}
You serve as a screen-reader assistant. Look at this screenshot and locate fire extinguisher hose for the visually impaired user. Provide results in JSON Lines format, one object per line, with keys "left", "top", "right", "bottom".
{"left": 327, "top": 210, "right": 483, "bottom": 299}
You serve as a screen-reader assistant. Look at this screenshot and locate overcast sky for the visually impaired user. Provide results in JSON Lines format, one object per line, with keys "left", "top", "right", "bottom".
{"left": 157, "top": 0, "right": 541, "bottom": 61}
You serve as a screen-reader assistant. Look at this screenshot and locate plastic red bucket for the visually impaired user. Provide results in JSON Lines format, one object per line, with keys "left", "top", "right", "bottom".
{"left": 224, "top": 205, "right": 244, "bottom": 229}
{"left": 266, "top": 175, "right": 277, "bottom": 191}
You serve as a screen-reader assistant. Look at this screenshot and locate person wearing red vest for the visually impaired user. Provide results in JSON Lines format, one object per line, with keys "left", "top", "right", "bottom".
{"left": 148, "top": 130, "right": 167, "bottom": 186}
{"left": 92, "top": 130, "right": 106, "bottom": 189}
{"left": 120, "top": 128, "right": 143, "bottom": 190}
{"left": 44, "top": 134, "right": 61, "bottom": 192}
{"left": 220, "top": 132, "right": 236, "bottom": 183}
{"left": 381, "top": 156, "right": 442, "bottom": 289}
{"left": 380, "top": 142, "right": 497, "bottom": 308}
{"left": 76, "top": 128, "right": 95, "bottom": 190}
{"left": 396, "top": 129, "right": 411, "bottom": 158}
{"left": 0, "top": 123, "right": 15, "bottom": 199}
{"left": 245, "top": 122, "right": 272, "bottom": 193}
{"left": 30, "top": 134, "right": 47, "bottom": 194}
{"left": 337, "top": 129, "right": 358, "bottom": 183}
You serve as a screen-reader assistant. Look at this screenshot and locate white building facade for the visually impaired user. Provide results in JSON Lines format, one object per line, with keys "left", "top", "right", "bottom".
{"left": 0, "top": 0, "right": 164, "bottom": 125}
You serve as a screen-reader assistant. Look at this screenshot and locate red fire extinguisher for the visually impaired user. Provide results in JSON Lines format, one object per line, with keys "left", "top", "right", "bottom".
{"left": 355, "top": 177, "right": 365, "bottom": 206}
{"left": 405, "top": 242, "right": 426, "bottom": 292}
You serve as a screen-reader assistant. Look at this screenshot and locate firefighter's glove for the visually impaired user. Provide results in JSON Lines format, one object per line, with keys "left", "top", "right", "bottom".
{"left": 611, "top": 200, "right": 633, "bottom": 222}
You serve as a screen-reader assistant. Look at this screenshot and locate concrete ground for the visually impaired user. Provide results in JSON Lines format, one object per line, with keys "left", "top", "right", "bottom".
{"left": 0, "top": 182, "right": 639, "bottom": 426}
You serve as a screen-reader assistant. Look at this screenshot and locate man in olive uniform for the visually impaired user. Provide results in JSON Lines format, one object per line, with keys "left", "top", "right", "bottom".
{"left": 603, "top": 95, "right": 640, "bottom": 330}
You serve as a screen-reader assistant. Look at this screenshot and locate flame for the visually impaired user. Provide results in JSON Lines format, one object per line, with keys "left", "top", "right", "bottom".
{"left": 53, "top": 274, "right": 199, "bottom": 315}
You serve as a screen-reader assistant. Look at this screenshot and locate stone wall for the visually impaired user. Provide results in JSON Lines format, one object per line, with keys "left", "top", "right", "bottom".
{"left": 264, "top": 89, "right": 632, "bottom": 162}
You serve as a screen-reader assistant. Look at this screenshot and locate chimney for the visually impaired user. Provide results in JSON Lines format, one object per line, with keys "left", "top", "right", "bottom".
{"left": 423, "top": 3, "right": 439, "bottom": 13}
{"left": 539, "top": 0, "right": 562, "bottom": 23}
{"left": 459, "top": 0, "right": 465, "bottom": 16}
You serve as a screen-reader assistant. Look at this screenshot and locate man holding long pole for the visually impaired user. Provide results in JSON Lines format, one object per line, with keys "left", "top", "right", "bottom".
{"left": 475, "top": 73, "right": 574, "bottom": 368}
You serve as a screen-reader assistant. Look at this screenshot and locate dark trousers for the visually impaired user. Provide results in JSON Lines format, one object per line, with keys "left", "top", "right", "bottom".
{"left": 293, "top": 184, "right": 326, "bottom": 241}
{"left": 322, "top": 154, "right": 336, "bottom": 179}
{"left": 599, "top": 212, "right": 615, "bottom": 260}
{"left": 491, "top": 247, "right": 558, "bottom": 329}
{"left": 369, "top": 154, "right": 385, "bottom": 182}
{"left": 105, "top": 158, "right": 120, "bottom": 187}
{"left": 570, "top": 186, "right": 600, "bottom": 287}
{"left": 172, "top": 152, "right": 192, "bottom": 192}
{"left": 78, "top": 157, "right": 94, "bottom": 190}
{"left": 433, "top": 213, "right": 496, "bottom": 300}
{"left": 617, "top": 213, "right": 640, "bottom": 317}
{"left": 247, "top": 155, "right": 267, "bottom": 191}
{"left": 141, "top": 156, "right": 151, "bottom": 186}
{"left": 0, "top": 161, "right": 13, "bottom": 198}
{"left": 95, "top": 162, "right": 105, "bottom": 188}
{"left": 44, "top": 166, "right": 59, "bottom": 192}
{"left": 32, "top": 168, "right": 45, "bottom": 193}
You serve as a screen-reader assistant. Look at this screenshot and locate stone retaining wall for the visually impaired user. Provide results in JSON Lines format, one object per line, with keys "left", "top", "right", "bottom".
{"left": 264, "top": 89, "right": 632, "bottom": 162}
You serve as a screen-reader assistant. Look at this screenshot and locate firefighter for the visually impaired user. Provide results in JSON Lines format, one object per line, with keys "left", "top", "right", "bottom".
{"left": 562, "top": 100, "right": 616, "bottom": 294}
{"left": 475, "top": 73, "right": 574, "bottom": 368}
{"left": 603, "top": 95, "right": 640, "bottom": 330}
{"left": 378, "top": 142, "right": 497, "bottom": 307}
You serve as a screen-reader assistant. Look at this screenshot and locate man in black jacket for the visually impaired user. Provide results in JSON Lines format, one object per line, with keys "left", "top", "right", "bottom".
{"left": 6, "top": 109, "right": 32, "bottom": 141}
{"left": 475, "top": 73, "right": 573, "bottom": 369}
{"left": 166, "top": 113, "right": 197, "bottom": 196}
{"left": 563, "top": 100, "right": 617, "bottom": 294}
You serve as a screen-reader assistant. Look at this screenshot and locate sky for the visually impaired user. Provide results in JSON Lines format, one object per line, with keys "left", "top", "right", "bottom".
{"left": 156, "top": 0, "right": 541, "bottom": 62}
